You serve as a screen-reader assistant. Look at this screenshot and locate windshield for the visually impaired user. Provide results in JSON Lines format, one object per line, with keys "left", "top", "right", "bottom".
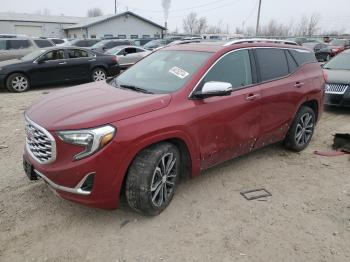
{"left": 21, "top": 49, "right": 46, "bottom": 61}
{"left": 324, "top": 54, "right": 350, "bottom": 70}
{"left": 330, "top": 39, "right": 346, "bottom": 46}
{"left": 144, "top": 40, "right": 164, "bottom": 49}
{"left": 111, "top": 50, "right": 211, "bottom": 94}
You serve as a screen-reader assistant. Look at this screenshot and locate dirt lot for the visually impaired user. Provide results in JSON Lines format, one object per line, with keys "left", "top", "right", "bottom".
{"left": 0, "top": 85, "right": 349, "bottom": 262}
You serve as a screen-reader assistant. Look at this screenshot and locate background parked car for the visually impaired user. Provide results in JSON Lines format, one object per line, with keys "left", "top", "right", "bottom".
{"left": 323, "top": 49, "right": 350, "bottom": 107}
{"left": 106, "top": 45, "right": 150, "bottom": 68}
{"left": 89, "top": 39, "right": 135, "bottom": 53}
{"left": 133, "top": 38, "right": 154, "bottom": 46}
{"left": 66, "top": 38, "right": 101, "bottom": 48}
{"left": 48, "top": 38, "right": 70, "bottom": 46}
{"left": 302, "top": 42, "right": 332, "bottom": 61}
{"left": 0, "top": 36, "right": 54, "bottom": 61}
{"left": 328, "top": 39, "right": 350, "bottom": 57}
{"left": 143, "top": 39, "right": 174, "bottom": 50}
{"left": 0, "top": 46, "right": 119, "bottom": 92}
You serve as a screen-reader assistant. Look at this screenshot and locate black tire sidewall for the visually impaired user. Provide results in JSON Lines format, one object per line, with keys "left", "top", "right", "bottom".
{"left": 284, "top": 106, "right": 316, "bottom": 152}
{"left": 126, "top": 143, "right": 181, "bottom": 216}
{"left": 6, "top": 73, "right": 30, "bottom": 93}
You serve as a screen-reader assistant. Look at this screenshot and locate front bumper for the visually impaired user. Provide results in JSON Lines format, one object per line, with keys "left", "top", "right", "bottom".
{"left": 0, "top": 74, "right": 6, "bottom": 88}
{"left": 325, "top": 91, "right": 350, "bottom": 107}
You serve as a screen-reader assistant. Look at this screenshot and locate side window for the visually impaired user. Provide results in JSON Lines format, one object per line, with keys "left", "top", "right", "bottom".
{"left": 40, "top": 50, "right": 65, "bottom": 61}
{"left": 136, "top": 48, "right": 145, "bottom": 53}
{"left": 0, "top": 40, "right": 7, "bottom": 50}
{"left": 8, "top": 40, "right": 31, "bottom": 49}
{"left": 289, "top": 49, "right": 317, "bottom": 66}
{"left": 34, "top": 40, "right": 53, "bottom": 48}
{"left": 125, "top": 47, "right": 137, "bottom": 55}
{"left": 202, "top": 50, "right": 252, "bottom": 90}
{"left": 285, "top": 50, "right": 298, "bottom": 73}
{"left": 256, "top": 48, "right": 289, "bottom": 82}
{"left": 67, "top": 49, "right": 92, "bottom": 58}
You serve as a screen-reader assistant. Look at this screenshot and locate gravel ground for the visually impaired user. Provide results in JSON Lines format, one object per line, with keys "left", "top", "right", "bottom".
{"left": 0, "top": 85, "right": 349, "bottom": 262}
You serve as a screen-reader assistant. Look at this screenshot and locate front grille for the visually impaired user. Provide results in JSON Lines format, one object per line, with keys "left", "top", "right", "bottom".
{"left": 325, "top": 84, "right": 348, "bottom": 94}
{"left": 25, "top": 117, "right": 56, "bottom": 164}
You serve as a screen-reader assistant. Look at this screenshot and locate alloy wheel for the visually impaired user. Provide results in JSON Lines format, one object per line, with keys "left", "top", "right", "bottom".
{"left": 93, "top": 70, "right": 106, "bottom": 81}
{"left": 150, "top": 153, "right": 177, "bottom": 207}
{"left": 11, "top": 76, "right": 28, "bottom": 92}
{"left": 295, "top": 112, "right": 314, "bottom": 147}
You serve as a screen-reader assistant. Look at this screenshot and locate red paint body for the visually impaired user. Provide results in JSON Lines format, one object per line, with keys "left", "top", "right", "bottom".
{"left": 24, "top": 43, "right": 325, "bottom": 209}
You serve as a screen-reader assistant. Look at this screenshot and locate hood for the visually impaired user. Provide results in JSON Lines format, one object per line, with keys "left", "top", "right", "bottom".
{"left": 324, "top": 69, "right": 350, "bottom": 85}
{"left": 0, "top": 59, "right": 23, "bottom": 68}
{"left": 26, "top": 81, "right": 171, "bottom": 130}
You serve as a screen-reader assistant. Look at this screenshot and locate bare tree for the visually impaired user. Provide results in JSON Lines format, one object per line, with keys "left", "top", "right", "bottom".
{"left": 183, "top": 12, "right": 198, "bottom": 35}
{"left": 307, "top": 13, "right": 321, "bottom": 36}
{"left": 87, "top": 8, "right": 103, "bottom": 17}
{"left": 196, "top": 17, "right": 208, "bottom": 34}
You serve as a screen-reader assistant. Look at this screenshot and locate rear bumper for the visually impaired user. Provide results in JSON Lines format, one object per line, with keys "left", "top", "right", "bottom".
{"left": 325, "top": 92, "right": 350, "bottom": 107}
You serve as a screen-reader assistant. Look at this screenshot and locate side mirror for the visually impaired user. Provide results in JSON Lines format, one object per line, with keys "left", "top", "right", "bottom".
{"left": 193, "top": 81, "right": 233, "bottom": 99}
{"left": 36, "top": 57, "right": 45, "bottom": 64}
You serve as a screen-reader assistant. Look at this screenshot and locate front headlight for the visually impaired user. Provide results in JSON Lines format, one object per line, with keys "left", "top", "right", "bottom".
{"left": 57, "top": 125, "right": 115, "bottom": 160}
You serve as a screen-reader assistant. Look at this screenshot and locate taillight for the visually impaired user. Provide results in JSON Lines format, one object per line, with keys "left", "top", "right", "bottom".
{"left": 112, "top": 56, "right": 118, "bottom": 63}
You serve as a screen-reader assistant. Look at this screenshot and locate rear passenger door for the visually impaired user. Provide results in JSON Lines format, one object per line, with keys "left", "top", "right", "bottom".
{"left": 65, "top": 49, "right": 94, "bottom": 80}
{"left": 194, "top": 49, "right": 262, "bottom": 169}
{"left": 253, "top": 48, "right": 306, "bottom": 148}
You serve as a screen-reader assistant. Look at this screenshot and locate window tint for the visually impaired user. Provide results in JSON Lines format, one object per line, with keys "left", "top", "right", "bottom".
{"left": 256, "top": 48, "right": 289, "bottom": 82}
{"left": 289, "top": 49, "right": 317, "bottom": 66}
{"left": 34, "top": 39, "right": 53, "bottom": 48}
{"left": 8, "top": 40, "right": 31, "bottom": 49}
{"left": 67, "top": 49, "right": 92, "bottom": 58}
{"left": 41, "top": 50, "right": 65, "bottom": 61}
{"left": 285, "top": 50, "right": 298, "bottom": 73}
{"left": 51, "top": 39, "right": 64, "bottom": 44}
{"left": 125, "top": 47, "right": 137, "bottom": 54}
{"left": 202, "top": 50, "right": 252, "bottom": 89}
{"left": 0, "top": 40, "right": 7, "bottom": 50}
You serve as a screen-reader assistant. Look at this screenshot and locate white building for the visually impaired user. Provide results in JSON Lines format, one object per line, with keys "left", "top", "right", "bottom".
{"left": 0, "top": 13, "right": 83, "bottom": 38}
{"left": 65, "top": 12, "right": 165, "bottom": 39}
{"left": 0, "top": 11, "right": 165, "bottom": 39}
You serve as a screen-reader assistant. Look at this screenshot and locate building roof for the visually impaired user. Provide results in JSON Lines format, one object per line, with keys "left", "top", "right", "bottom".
{"left": 0, "top": 12, "right": 84, "bottom": 24}
{"left": 64, "top": 11, "right": 166, "bottom": 30}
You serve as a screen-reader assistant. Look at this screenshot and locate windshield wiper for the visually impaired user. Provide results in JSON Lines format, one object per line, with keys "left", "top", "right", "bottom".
{"left": 119, "top": 84, "right": 154, "bottom": 94}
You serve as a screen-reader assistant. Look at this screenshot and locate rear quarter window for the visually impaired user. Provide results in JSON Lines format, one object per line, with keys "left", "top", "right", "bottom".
{"left": 289, "top": 49, "right": 317, "bottom": 66}
{"left": 255, "top": 48, "right": 289, "bottom": 82}
{"left": 34, "top": 40, "right": 53, "bottom": 48}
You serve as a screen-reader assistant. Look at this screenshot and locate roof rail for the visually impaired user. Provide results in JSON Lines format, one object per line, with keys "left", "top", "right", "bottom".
{"left": 223, "top": 38, "right": 299, "bottom": 47}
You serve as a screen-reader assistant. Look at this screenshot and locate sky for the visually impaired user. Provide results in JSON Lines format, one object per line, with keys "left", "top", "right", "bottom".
{"left": 2, "top": 0, "right": 350, "bottom": 33}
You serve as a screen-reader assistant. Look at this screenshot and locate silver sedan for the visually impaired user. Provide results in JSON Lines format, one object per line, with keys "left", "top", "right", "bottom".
{"left": 106, "top": 45, "right": 150, "bottom": 68}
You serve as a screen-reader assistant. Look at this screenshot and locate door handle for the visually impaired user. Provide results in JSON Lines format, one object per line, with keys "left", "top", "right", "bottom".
{"left": 294, "top": 82, "right": 304, "bottom": 88}
{"left": 58, "top": 62, "right": 67, "bottom": 65}
{"left": 246, "top": 93, "right": 261, "bottom": 101}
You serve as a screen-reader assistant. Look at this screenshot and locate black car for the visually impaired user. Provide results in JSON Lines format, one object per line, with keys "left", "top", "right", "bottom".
{"left": 323, "top": 49, "right": 350, "bottom": 107}
{"left": 0, "top": 47, "right": 120, "bottom": 92}
{"left": 302, "top": 42, "right": 332, "bottom": 62}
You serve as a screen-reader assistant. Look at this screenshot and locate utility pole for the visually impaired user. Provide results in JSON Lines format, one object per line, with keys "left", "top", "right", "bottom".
{"left": 255, "top": 0, "right": 262, "bottom": 36}
{"left": 114, "top": 0, "right": 117, "bottom": 14}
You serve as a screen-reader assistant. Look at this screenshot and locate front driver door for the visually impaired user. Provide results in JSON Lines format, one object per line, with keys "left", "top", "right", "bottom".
{"left": 29, "top": 49, "right": 69, "bottom": 85}
{"left": 192, "top": 49, "right": 262, "bottom": 169}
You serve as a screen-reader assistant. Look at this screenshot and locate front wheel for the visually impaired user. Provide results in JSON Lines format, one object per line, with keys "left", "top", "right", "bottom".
{"left": 126, "top": 142, "right": 181, "bottom": 216}
{"left": 6, "top": 73, "right": 30, "bottom": 92}
{"left": 284, "top": 106, "right": 316, "bottom": 152}
{"left": 91, "top": 68, "right": 107, "bottom": 82}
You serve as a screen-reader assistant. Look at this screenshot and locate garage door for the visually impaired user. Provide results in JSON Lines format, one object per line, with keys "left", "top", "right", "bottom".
{"left": 15, "top": 25, "right": 42, "bottom": 37}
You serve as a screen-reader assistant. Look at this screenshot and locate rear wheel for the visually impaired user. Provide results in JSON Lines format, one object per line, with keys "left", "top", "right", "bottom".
{"left": 91, "top": 68, "right": 107, "bottom": 82}
{"left": 284, "top": 106, "right": 315, "bottom": 152}
{"left": 6, "top": 73, "right": 30, "bottom": 92}
{"left": 125, "top": 142, "right": 181, "bottom": 216}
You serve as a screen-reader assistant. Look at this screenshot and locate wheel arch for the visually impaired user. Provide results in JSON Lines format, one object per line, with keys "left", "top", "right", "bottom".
{"left": 300, "top": 99, "right": 319, "bottom": 122}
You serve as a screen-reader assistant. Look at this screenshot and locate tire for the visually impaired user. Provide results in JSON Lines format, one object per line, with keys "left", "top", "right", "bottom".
{"left": 6, "top": 73, "right": 30, "bottom": 92}
{"left": 91, "top": 68, "right": 107, "bottom": 82}
{"left": 126, "top": 142, "right": 181, "bottom": 216}
{"left": 284, "top": 106, "right": 316, "bottom": 152}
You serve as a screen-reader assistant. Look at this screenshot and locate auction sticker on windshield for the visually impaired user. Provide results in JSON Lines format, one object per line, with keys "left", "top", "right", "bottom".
{"left": 169, "top": 66, "right": 189, "bottom": 79}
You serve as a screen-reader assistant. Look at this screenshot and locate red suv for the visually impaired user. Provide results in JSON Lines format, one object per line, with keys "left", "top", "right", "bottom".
{"left": 23, "top": 39, "right": 325, "bottom": 215}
